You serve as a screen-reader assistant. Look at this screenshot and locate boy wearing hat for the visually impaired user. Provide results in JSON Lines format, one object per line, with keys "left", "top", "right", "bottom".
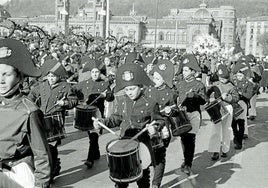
{"left": 174, "top": 54, "right": 206, "bottom": 175}
{"left": 149, "top": 59, "right": 178, "bottom": 187}
{"left": 75, "top": 59, "right": 114, "bottom": 169}
{"left": 93, "top": 63, "right": 165, "bottom": 188}
{"left": 28, "top": 59, "right": 78, "bottom": 178}
{"left": 0, "top": 38, "right": 51, "bottom": 188}
{"left": 232, "top": 56, "right": 255, "bottom": 140}
{"left": 207, "top": 64, "right": 239, "bottom": 159}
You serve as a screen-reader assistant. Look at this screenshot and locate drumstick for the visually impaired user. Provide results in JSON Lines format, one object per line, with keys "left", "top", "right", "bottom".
{"left": 92, "top": 117, "right": 120, "bottom": 138}
{"left": 46, "top": 104, "right": 58, "bottom": 113}
{"left": 124, "top": 120, "right": 156, "bottom": 147}
{"left": 160, "top": 104, "right": 176, "bottom": 113}
{"left": 87, "top": 90, "right": 108, "bottom": 107}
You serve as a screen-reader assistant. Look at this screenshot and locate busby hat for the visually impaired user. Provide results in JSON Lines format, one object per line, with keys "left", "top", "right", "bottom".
{"left": 82, "top": 59, "right": 106, "bottom": 75}
{"left": 217, "top": 64, "right": 230, "bottom": 79}
{"left": 125, "top": 52, "right": 144, "bottom": 64}
{"left": 151, "top": 59, "right": 174, "bottom": 88}
{"left": 114, "top": 63, "right": 153, "bottom": 93}
{"left": 0, "top": 38, "right": 41, "bottom": 77}
{"left": 181, "top": 54, "right": 201, "bottom": 72}
{"left": 41, "top": 59, "right": 68, "bottom": 78}
{"left": 233, "top": 56, "right": 251, "bottom": 76}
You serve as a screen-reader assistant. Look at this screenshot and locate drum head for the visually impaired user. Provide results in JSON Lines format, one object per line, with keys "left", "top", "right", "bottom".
{"left": 107, "top": 139, "right": 139, "bottom": 154}
{"left": 76, "top": 104, "right": 97, "bottom": 111}
{"left": 139, "top": 142, "right": 151, "bottom": 169}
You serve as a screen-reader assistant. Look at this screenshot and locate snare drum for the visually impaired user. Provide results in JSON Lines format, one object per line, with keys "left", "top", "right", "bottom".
{"left": 74, "top": 105, "right": 101, "bottom": 131}
{"left": 204, "top": 99, "right": 229, "bottom": 124}
{"left": 169, "top": 110, "right": 192, "bottom": 137}
{"left": 106, "top": 139, "right": 143, "bottom": 183}
{"left": 44, "top": 112, "right": 66, "bottom": 142}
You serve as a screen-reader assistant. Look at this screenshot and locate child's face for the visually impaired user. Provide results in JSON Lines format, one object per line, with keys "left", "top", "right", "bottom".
{"left": 236, "top": 72, "right": 244, "bottom": 81}
{"left": 47, "top": 72, "right": 59, "bottom": 85}
{"left": 124, "top": 85, "right": 141, "bottom": 100}
{"left": 0, "top": 64, "right": 21, "bottom": 96}
{"left": 183, "top": 66, "right": 194, "bottom": 79}
{"left": 152, "top": 72, "right": 165, "bottom": 88}
{"left": 91, "top": 68, "right": 100, "bottom": 81}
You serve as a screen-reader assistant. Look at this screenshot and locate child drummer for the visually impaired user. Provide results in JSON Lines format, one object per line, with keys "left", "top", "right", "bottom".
{"left": 232, "top": 56, "right": 255, "bottom": 147}
{"left": 28, "top": 59, "right": 78, "bottom": 178}
{"left": 93, "top": 62, "right": 165, "bottom": 188}
{"left": 74, "top": 59, "right": 114, "bottom": 169}
{"left": 173, "top": 54, "right": 206, "bottom": 175}
{"left": 206, "top": 64, "right": 239, "bottom": 160}
{"left": 149, "top": 59, "right": 178, "bottom": 188}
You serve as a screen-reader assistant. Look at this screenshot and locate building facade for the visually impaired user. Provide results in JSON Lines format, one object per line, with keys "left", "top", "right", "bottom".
{"left": 245, "top": 16, "right": 268, "bottom": 57}
{"left": 141, "top": 3, "right": 236, "bottom": 49}
{"left": 7, "top": 1, "right": 236, "bottom": 51}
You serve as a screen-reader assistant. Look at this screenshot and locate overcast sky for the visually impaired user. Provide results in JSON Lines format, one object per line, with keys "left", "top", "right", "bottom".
{"left": 0, "top": 0, "right": 8, "bottom": 5}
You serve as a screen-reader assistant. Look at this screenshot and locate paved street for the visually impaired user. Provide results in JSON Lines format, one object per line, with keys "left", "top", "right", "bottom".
{"left": 52, "top": 93, "right": 268, "bottom": 188}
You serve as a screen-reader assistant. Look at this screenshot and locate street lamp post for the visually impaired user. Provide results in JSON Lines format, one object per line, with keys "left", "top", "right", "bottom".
{"left": 175, "top": 18, "right": 178, "bottom": 49}
{"left": 106, "top": 0, "right": 110, "bottom": 38}
{"left": 154, "top": 0, "right": 159, "bottom": 50}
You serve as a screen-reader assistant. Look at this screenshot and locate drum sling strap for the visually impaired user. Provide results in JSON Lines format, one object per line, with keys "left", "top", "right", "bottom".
{"left": 0, "top": 162, "right": 12, "bottom": 171}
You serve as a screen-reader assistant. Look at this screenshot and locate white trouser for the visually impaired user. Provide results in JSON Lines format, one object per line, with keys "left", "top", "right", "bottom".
{"left": 2, "top": 162, "right": 35, "bottom": 188}
{"left": 237, "top": 100, "right": 248, "bottom": 135}
{"left": 208, "top": 104, "right": 233, "bottom": 153}
{"left": 248, "top": 94, "right": 257, "bottom": 117}
{"left": 187, "top": 111, "right": 201, "bottom": 135}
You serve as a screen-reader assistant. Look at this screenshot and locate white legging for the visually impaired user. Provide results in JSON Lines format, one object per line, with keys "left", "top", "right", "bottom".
{"left": 1, "top": 162, "right": 34, "bottom": 188}
{"left": 208, "top": 104, "right": 233, "bottom": 153}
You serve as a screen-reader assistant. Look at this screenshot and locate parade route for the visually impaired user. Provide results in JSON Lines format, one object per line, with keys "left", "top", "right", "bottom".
{"left": 52, "top": 93, "right": 268, "bottom": 188}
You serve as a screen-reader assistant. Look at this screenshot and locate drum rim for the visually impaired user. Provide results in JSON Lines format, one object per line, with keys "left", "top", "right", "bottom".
{"left": 106, "top": 138, "right": 139, "bottom": 154}
{"left": 204, "top": 100, "right": 221, "bottom": 110}
{"left": 109, "top": 168, "right": 143, "bottom": 183}
{"left": 171, "top": 124, "right": 192, "bottom": 136}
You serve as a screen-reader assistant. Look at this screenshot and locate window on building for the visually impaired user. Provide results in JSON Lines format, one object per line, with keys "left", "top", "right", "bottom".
{"left": 166, "top": 32, "right": 171, "bottom": 41}
{"left": 250, "top": 28, "right": 254, "bottom": 34}
{"left": 182, "top": 31, "right": 186, "bottom": 42}
{"left": 159, "top": 32, "right": 164, "bottom": 41}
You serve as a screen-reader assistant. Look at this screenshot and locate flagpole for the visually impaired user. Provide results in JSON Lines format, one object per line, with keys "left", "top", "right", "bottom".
{"left": 154, "top": 0, "right": 159, "bottom": 50}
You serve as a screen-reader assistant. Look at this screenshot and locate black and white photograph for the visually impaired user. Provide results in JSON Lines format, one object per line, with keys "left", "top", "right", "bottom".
{"left": 0, "top": 0, "right": 267, "bottom": 187}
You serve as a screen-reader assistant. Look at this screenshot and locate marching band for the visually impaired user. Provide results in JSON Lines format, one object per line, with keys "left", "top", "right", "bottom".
{"left": 0, "top": 30, "right": 265, "bottom": 188}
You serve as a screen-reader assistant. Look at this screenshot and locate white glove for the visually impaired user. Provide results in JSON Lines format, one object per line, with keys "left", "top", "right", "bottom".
{"left": 147, "top": 124, "right": 156, "bottom": 136}
{"left": 93, "top": 118, "right": 101, "bottom": 130}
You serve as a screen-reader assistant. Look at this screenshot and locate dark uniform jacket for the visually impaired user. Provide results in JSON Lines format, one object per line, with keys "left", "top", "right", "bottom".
{"left": 103, "top": 87, "right": 165, "bottom": 166}
{"left": 75, "top": 78, "right": 114, "bottom": 116}
{"left": 28, "top": 80, "right": 78, "bottom": 117}
{"left": 207, "top": 81, "right": 239, "bottom": 106}
{"left": 232, "top": 78, "right": 255, "bottom": 104}
{"left": 0, "top": 94, "right": 51, "bottom": 187}
{"left": 174, "top": 78, "right": 206, "bottom": 113}
{"left": 104, "top": 87, "right": 165, "bottom": 136}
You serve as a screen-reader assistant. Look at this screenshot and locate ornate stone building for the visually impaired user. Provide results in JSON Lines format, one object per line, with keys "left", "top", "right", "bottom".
{"left": 7, "top": 1, "right": 236, "bottom": 50}
{"left": 245, "top": 16, "right": 268, "bottom": 57}
{"left": 141, "top": 3, "right": 236, "bottom": 50}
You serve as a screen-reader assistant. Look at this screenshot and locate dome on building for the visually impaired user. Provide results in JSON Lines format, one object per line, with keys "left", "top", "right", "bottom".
{"left": 193, "top": 3, "right": 211, "bottom": 19}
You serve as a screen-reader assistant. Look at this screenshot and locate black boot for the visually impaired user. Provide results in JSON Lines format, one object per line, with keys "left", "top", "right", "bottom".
{"left": 235, "top": 119, "right": 245, "bottom": 150}
{"left": 89, "top": 132, "right": 100, "bottom": 160}
{"left": 49, "top": 144, "right": 61, "bottom": 178}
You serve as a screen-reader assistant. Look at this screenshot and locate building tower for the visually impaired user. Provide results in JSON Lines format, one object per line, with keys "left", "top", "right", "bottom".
{"left": 55, "top": 0, "right": 70, "bottom": 35}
